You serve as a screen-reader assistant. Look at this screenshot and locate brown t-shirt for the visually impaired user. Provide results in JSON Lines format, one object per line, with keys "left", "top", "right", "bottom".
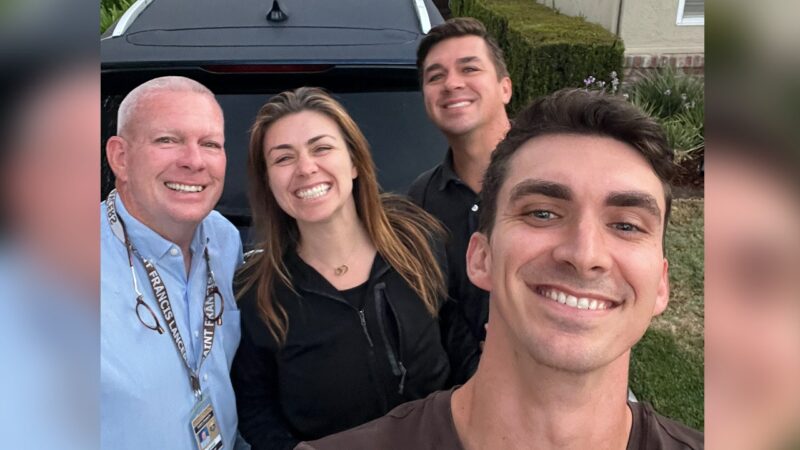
{"left": 296, "top": 388, "right": 703, "bottom": 450}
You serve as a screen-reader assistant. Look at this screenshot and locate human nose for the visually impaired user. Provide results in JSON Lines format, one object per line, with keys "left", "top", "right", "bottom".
{"left": 552, "top": 216, "right": 612, "bottom": 278}
{"left": 295, "top": 151, "right": 318, "bottom": 176}
{"left": 176, "top": 142, "right": 207, "bottom": 171}
{"left": 444, "top": 71, "right": 465, "bottom": 91}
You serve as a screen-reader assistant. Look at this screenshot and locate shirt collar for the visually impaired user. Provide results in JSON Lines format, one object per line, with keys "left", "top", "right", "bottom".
{"left": 437, "top": 148, "right": 463, "bottom": 192}
{"left": 113, "top": 194, "right": 206, "bottom": 262}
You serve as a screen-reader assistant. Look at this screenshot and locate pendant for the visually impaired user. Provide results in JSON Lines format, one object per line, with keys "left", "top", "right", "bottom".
{"left": 334, "top": 264, "right": 349, "bottom": 276}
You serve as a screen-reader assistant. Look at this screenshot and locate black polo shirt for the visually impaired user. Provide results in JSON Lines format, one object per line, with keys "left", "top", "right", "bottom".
{"left": 408, "top": 150, "right": 489, "bottom": 343}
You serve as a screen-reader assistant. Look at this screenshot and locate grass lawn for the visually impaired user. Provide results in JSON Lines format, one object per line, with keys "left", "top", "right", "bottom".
{"left": 630, "top": 198, "right": 704, "bottom": 430}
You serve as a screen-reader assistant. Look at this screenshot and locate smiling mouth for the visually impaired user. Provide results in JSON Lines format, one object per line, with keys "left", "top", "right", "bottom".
{"left": 165, "top": 182, "right": 205, "bottom": 193}
{"left": 295, "top": 183, "right": 331, "bottom": 200}
{"left": 536, "top": 286, "right": 617, "bottom": 311}
{"left": 443, "top": 100, "right": 473, "bottom": 109}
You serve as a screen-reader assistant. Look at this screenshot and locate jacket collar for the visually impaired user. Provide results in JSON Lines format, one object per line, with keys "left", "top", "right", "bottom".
{"left": 285, "top": 247, "right": 391, "bottom": 301}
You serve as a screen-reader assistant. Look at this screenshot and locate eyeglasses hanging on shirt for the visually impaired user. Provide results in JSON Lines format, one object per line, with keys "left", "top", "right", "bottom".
{"left": 105, "top": 189, "right": 224, "bottom": 335}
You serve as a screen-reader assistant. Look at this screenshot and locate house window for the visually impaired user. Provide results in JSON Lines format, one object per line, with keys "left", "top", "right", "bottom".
{"left": 677, "top": 0, "right": 704, "bottom": 26}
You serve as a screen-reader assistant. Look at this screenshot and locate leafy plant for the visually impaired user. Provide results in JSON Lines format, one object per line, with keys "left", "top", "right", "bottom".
{"left": 101, "top": 0, "right": 136, "bottom": 34}
{"left": 627, "top": 67, "right": 704, "bottom": 119}
{"left": 583, "top": 67, "right": 704, "bottom": 186}
{"left": 627, "top": 69, "right": 704, "bottom": 184}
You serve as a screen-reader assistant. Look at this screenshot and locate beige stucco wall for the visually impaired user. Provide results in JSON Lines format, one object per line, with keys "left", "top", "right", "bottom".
{"left": 536, "top": 0, "right": 704, "bottom": 55}
{"left": 534, "top": 0, "right": 621, "bottom": 33}
{"left": 619, "top": 0, "right": 703, "bottom": 54}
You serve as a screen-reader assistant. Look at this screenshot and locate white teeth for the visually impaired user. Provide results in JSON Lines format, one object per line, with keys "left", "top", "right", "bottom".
{"left": 166, "top": 182, "right": 204, "bottom": 192}
{"left": 446, "top": 101, "right": 471, "bottom": 109}
{"left": 296, "top": 183, "right": 331, "bottom": 199}
{"left": 540, "top": 288, "right": 612, "bottom": 312}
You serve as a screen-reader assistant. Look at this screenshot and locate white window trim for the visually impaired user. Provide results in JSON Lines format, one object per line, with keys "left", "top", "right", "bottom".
{"left": 676, "top": 0, "right": 704, "bottom": 26}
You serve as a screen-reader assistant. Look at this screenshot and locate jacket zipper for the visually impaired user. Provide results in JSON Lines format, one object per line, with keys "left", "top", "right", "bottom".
{"left": 357, "top": 307, "right": 388, "bottom": 412}
{"left": 304, "top": 282, "right": 388, "bottom": 410}
{"left": 358, "top": 309, "right": 374, "bottom": 347}
{"left": 375, "top": 283, "right": 407, "bottom": 395}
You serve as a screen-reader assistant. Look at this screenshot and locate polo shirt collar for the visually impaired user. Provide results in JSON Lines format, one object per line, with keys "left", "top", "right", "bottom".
{"left": 437, "top": 148, "right": 462, "bottom": 192}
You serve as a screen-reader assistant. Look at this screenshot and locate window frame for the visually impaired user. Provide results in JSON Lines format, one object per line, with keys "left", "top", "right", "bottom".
{"left": 676, "top": 0, "right": 704, "bottom": 26}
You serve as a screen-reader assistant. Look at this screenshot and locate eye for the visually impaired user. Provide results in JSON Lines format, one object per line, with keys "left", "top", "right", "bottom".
{"left": 527, "top": 210, "right": 559, "bottom": 221}
{"left": 313, "top": 145, "right": 333, "bottom": 154}
{"left": 463, "top": 66, "right": 479, "bottom": 73}
{"left": 155, "top": 136, "right": 175, "bottom": 144}
{"left": 202, "top": 141, "right": 222, "bottom": 149}
{"left": 611, "top": 222, "right": 643, "bottom": 233}
{"left": 427, "top": 73, "right": 444, "bottom": 83}
{"left": 272, "top": 154, "right": 293, "bottom": 165}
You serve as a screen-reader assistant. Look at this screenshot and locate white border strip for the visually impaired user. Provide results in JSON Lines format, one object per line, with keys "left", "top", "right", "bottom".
{"left": 110, "top": 0, "right": 156, "bottom": 38}
{"left": 676, "top": 0, "right": 704, "bottom": 26}
{"left": 413, "top": 0, "right": 432, "bottom": 34}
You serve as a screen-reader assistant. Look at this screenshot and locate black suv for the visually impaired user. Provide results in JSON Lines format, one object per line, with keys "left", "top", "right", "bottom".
{"left": 101, "top": 0, "right": 446, "bottom": 242}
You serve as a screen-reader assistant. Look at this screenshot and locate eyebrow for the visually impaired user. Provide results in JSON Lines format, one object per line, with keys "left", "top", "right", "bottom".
{"left": 150, "top": 128, "right": 181, "bottom": 137}
{"left": 509, "top": 179, "right": 572, "bottom": 203}
{"left": 507, "top": 180, "right": 663, "bottom": 222}
{"left": 606, "top": 191, "right": 662, "bottom": 222}
{"left": 423, "top": 56, "right": 482, "bottom": 76}
{"left": 267, "top": 134, "right": 335, "bottom": 154}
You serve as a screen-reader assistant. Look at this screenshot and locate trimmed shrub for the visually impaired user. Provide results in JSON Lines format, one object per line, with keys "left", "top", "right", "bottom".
{"left": 452, "top": 0, "right": 624, "bottom": 114}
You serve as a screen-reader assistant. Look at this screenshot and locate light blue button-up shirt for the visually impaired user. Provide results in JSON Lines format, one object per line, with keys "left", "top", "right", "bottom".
{"left": 101, "top": 195, "right": 246, "bottom": 449}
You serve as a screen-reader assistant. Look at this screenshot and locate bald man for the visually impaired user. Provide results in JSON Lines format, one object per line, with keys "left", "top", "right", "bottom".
{"left": 101, "top": 76, "right": 249, "bottom": 449}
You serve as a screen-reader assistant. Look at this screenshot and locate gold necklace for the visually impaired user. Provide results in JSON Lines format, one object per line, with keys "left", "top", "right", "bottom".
{"left": 301, "top": 239, "right": 359, "bottom": 277}
{"left": 334, "top": 264, "right": 349, "bottom": 276}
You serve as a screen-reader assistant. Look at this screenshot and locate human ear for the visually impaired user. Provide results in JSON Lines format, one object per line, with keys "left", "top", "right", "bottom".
{"left": 652, "top": 258, "right": 670, "bottom": 316}
{"left": 467, "top": 231, "right": 492, "bottom": 291}
{"left": 500, "top": 76, "right": 512, "bottom": 105}
{"left": 105, "top": 136, "right": 129, "bottom": 182}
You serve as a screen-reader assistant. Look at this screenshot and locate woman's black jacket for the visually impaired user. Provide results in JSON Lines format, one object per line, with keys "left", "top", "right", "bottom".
{"left": 231, "top": 250, "right": 478, "bottom": 450}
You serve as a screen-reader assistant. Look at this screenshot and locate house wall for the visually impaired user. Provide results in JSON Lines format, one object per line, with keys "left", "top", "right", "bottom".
{"left": 534, "top": 0, "right": 704, "bottom": 80}
{"left": 619, "top": 0, "right": 703, "bottom": 54}
{"left": 534, "top": 0, "right": 703, "bottom": 54}
{"left": 534, "top": 0, "right": 620, "bottom": 33}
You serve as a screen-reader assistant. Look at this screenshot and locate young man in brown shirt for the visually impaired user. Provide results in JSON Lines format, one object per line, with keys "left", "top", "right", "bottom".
{"left": 298, "top": 89, "right": 703, "bottom": 450}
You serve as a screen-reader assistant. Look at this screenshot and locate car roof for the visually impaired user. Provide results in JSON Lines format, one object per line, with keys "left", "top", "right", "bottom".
{"left": 101, "top": 0, "right": 443, "bottom": 66}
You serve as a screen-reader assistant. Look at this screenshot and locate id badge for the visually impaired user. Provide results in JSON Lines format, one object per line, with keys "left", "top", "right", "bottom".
{"left": 190, "top": 393, "right": 224, "bottom": 450}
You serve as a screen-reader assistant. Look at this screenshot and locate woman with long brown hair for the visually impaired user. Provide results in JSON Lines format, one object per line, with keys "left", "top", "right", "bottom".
{"left": 231, "top": 87, "right": 477, "bottom": 449}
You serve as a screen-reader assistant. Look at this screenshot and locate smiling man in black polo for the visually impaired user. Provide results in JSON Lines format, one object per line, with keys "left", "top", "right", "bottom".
{"left": 408, "top": 18, "right": 512, "bottom": 362}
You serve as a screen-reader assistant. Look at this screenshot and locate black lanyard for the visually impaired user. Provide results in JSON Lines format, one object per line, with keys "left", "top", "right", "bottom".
{"left": 106, "top": 189, "right": 223, "bottom": 396}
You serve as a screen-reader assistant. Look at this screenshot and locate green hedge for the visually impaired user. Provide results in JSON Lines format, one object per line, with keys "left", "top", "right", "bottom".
{"left": 451, "top": 0, "right": 624, "bottom": 114}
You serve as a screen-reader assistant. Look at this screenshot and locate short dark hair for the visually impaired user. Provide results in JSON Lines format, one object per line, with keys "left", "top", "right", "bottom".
{"left": 479, "top": 88, "right": 677, "bottom": 241}
{"left": 417, "top": 17, "right": 509, "bottom": 81}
